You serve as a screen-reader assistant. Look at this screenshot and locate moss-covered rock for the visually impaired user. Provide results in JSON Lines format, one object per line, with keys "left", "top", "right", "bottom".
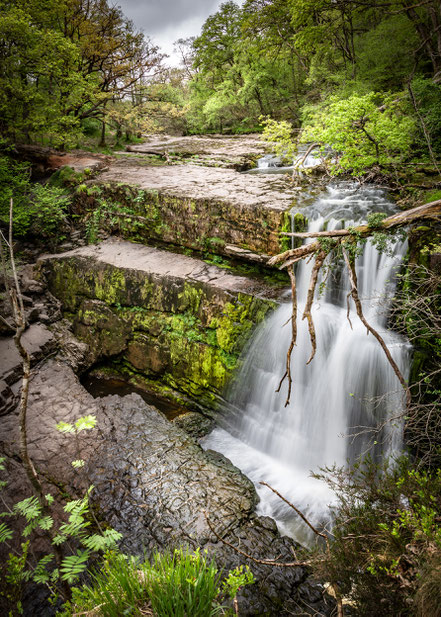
{"left": 40, "top": 241, "right": 280, "bottom": 409}
{"left": 74, "top": 180, "right": 298, "bottom": 260}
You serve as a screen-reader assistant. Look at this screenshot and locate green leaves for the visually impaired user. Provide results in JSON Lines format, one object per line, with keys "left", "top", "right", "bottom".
{"left": 14, "top": 496, "right": 42, "bottom": 522}
{"left": 301, "top": 92, "right": 416, "bottom": 175}
{"left": 60, "top": 551, "right": 90, "bottom": 584}
{"left": 81, "top": 529, "right": 123, "bottom": 552}
{"left": 74, "top": 415, "right": 97, "bottom": 432}
{"left": 0, "top": 522, "right": 13, "bottom": 543}
{"left": 56, "top": 414, "right": 97, "bottom": 434}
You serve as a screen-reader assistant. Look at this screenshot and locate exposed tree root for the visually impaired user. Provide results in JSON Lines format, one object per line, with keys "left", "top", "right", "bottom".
{"left": 268, "top": 198, "right": 441, "bottom": 409}
{"left": 276, "top": 266, "right": 297, "bottom": 406}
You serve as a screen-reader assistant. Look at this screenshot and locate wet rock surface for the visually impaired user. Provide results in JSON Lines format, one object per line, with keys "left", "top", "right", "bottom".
{"left": 89, "top": 135, "right": 301, "bottom": 259}
{"left": 39, "top": 239, "right": 280, "bottom": 408}
{"left": 0, "top": 358, "right": 333, "bottom": 616}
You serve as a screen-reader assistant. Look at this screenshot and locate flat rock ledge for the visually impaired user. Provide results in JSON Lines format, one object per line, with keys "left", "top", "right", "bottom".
{"left": 83, "top": 162, "right": 303, "bottom": 261}
{"left": 0, "top": 358, "right": 333, "bottom": 616}
{"left": 39, "top": 239, "right": 281, "bottom": 408}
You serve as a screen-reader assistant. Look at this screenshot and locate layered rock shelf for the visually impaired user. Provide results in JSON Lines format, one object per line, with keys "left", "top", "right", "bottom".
{"left": 81, "top": 161, "right": 303, "bottom": 260}
{"left": 39, "top": 238, "right": 281, "bottom": 408}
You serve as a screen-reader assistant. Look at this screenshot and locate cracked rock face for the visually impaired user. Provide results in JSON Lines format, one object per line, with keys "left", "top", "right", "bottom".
{"left": 0, "top": 359, "right": 333, "bottom": 616}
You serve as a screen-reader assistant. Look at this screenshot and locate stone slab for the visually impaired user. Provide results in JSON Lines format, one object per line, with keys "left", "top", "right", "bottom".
{"left": 0, "top": 323, "right": 55, "bottom": 387}
{"left": 40, "top": 238, "right": 282, "bottom": 300}
{"left": 0, "top": 359, "right": 332, "bottom": 616}
{"left": 97, "top": 163, "right": 295, "bottom": 212}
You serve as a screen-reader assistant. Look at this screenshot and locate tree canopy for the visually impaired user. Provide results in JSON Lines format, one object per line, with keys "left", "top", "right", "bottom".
{"left": 0, "top": 0, "right": 162, "bottom": 146}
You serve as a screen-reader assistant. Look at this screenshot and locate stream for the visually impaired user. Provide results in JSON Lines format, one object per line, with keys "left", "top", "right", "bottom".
{"left": 202, "top": 181, "right": 411, "bottom": 546}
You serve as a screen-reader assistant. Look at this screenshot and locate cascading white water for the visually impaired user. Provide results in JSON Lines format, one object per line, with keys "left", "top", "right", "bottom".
{"left": 257, "top": 154, "right": 283, "bottom": 169}
{"left": 202, "top": 182, "right": 411, "bottom": 546}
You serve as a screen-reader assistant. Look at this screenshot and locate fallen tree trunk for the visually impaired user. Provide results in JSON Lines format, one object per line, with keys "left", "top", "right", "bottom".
{"left": 273, "top": 199, "right": 441, "bottom": 268}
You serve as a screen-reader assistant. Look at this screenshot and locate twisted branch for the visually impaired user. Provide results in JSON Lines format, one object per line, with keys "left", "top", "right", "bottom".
{"left": 302, "top": 250, "right": 327, "bottom": 365}
{"left": 276, "top": 266, "right": 297, "bottom": 406}
{"left": 342, "top": 246, "right": 411, "bottom": 409}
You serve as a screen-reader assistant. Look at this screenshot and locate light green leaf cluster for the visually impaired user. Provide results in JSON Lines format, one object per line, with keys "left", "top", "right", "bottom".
{"left": 56, "top": 414, "right": 97, "bottom": 434}
{"left": 260, "top": 117, "right": 298, "bottom": 160}
{"left": 301, "top": 92, "right": 416, "bottom": 174}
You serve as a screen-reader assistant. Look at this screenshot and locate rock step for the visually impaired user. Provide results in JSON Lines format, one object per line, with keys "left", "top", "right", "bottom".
{"left": 39, "top": 239, "right": 282, "bottom": 408}
{"left": 81, "top": 163, "right": 303, "bottom": 261}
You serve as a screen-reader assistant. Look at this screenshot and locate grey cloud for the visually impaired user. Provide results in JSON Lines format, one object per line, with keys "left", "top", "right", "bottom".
{"left": 116, "top": 0, "right": 222, "bottom": 36}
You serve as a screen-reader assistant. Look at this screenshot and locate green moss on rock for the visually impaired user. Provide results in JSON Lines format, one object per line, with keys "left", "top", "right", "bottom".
{"left": 75, "top": 181, "right": 295, "bottom": 261}
{"left": 43, "top": 255, "right": 278, "bottom": 410}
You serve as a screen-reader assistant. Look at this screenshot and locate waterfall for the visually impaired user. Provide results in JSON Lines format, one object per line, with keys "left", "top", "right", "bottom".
{"left": 202, "top": 182, "right": 411, "bottom": 546}
{"left": 257, "top": 154, "right": 283, "bottom": 169}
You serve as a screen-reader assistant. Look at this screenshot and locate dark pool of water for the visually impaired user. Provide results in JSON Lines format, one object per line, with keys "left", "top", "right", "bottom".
{"left": 82, "top": 375, "right": 187, "bottom": 420}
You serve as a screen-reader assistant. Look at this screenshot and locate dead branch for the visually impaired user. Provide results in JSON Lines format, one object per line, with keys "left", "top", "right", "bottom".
{"left": 276, "top": 266, "right": 297, "bottom": 406}
{"left": 293, "top": 143, "right": 320, "bottom": 176}
{"left": 259, "top": 482, "right": 344, "bottom": 617}
{"left": 303, "top": 251, "right": 327, "bottom": 365}
{"left": 0, "top": 201, "right": 43, "bottom": 499}
{"left": 275, "top": 198, "right": 441, "bottom": 248}
{"left": 125, "top": 146, "right": 171, "bottom": 163}
{"left": 259, "top": 482, "right": 330, "bottom": 545}
{"left": 342, "top": 247, "right": 412, "bottom": 409}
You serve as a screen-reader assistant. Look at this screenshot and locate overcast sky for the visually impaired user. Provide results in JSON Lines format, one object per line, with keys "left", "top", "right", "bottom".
{"left": 116, "top": 0, "right": 242, "bottom": 66}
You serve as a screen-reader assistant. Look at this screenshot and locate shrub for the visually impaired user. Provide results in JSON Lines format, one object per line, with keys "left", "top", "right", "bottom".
{"left": 0, "top": 154, "right": 69, "bottom": 239}
{"left": 313, "top": 456, "right": 441, "bottom": 616}
{"left": 60, "top": 548, "right": 254, "bottom": 617}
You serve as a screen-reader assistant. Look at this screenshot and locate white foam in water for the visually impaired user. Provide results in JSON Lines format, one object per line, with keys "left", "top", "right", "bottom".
{"left": 202, "top": 182, "right": 411, "bottom": 546}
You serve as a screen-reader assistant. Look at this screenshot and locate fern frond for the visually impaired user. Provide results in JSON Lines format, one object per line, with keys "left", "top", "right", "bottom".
{"left": 0, "top": 521, "right": 13, "bottom": 542}
{"left": 75, "top": 415, "right": 97, "bottom": 432}
{"left": 60, "top": 550, "right": 90, "bottom": 583}
{"left": 14, "top": 496, "right": 42, "bottom": 521}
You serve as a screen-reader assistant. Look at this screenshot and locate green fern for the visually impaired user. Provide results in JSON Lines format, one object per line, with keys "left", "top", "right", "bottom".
{"left": 82, "top": 529, "right": 122, "bottom": 552}
{"left": 0, "top": 521, "right": 13, "bottom": 542}
{"left": 14, "top": 496, "right": 42, "bottom": 521}
{"left": 60, "top": 551, "right": 90, "bottom": 584}
{"left": 33, "top": 554, "right": 55, "bottom": 584}
{"left": 75, "top": 415, "right": 97, "bottom": 432}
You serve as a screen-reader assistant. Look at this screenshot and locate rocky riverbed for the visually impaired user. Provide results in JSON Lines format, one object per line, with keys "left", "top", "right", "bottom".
{"left": 0, "top": 134, "right": 335, "bottom": 616}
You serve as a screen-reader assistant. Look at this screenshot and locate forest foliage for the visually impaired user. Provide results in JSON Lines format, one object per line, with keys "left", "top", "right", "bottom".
{"left": 1, "top": 0, "right": 440, "bottom": 164}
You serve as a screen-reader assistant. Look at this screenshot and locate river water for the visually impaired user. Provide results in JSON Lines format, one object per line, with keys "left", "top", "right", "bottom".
{"left": 202, "top": 181, "right": 411, "bottom": 546}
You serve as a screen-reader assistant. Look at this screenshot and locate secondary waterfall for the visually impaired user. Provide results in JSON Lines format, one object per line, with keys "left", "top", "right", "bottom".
{"left": 202, "top": 182, "right": 411, "bottom": 546}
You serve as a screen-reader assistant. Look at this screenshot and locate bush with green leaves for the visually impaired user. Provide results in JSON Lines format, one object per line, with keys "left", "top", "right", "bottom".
{"left": 0, "top": 415, "right": 123, "bottom": 614}
{"left": 300, "top": 92, "right": 416, "bottom": 175}
{"left": 59, "top": 548, "right": 254, "bottom": 617}
{"left": 313, "top": 456, "right": 441, "bottom": 616}
{"left": 0, "top": 154, "right": 70, "bottom": 239}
